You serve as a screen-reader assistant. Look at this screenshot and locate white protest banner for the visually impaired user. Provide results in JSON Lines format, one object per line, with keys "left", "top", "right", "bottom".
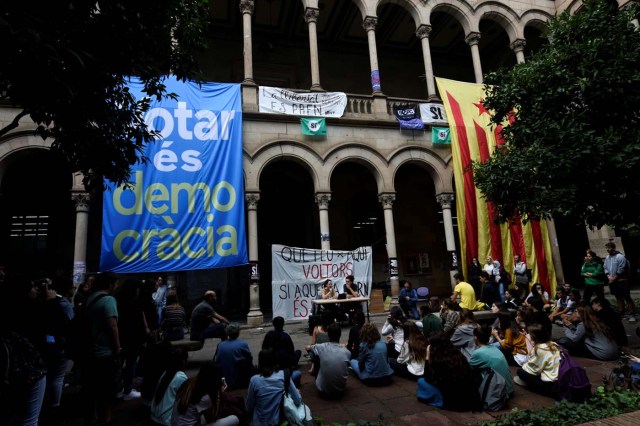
{"left": 420, "top": 102, "right": 449, "bottom": 124}
{"left": 259, "top": 86, "right": 347, "bottom": 118}
{"left": 271, "top": 245, "right": 373, "bottom": 320}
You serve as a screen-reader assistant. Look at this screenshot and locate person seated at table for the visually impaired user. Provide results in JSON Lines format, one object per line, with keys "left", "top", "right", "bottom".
{"left": 321, "top": 279, "right": 337, "bottom": 300}
{"left": 343, "top": 275, "right": 363, "bottom": 324}
{"left": 310, "top": 323, "right": 352, "bottom": 398}
{"left": 399, "top": 280, "right": 420, "bottom": 320}
{"left": 319, "top": 279, "right": 342, "bottom": 322}
{"left": 350, "top": 322, "right": 394, "bottom": 386}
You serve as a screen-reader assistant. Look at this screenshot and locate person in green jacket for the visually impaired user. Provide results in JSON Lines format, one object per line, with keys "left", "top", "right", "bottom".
{"left": 582, "top": 249, "right": 606, "bottom": 302}
{"left": 420, "top": 304, "right": 443, "bottom": 338}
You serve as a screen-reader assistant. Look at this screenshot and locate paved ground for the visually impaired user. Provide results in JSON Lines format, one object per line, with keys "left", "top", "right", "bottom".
{"left": 61, "top": 292, "right": 640, "bottom": 425}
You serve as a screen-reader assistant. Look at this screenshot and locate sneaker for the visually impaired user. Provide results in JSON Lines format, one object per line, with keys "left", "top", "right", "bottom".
{"left": 513, "top": 376, "right": 527, "bottom": 387}
{"left": 122, "top": 389, "right": 142, "bottom": 400}
{"left": 628, "top": 316, "right": 637, "bottom": 323}
{"left": 115, "top": 389, "right": 124, "bottom": 399}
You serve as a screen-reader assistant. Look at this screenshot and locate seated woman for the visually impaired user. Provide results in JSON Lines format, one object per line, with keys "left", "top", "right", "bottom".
{"left": 592, "top": 297, "right": 627, "bottom": 347}
{"left": 417, "top": 332, "right": 482, "bottom": 412}
{"left": 350, "top": 322, "right": 394, "bottom": 386}
{"left": 525, "top": 283, "right": 551, "bottom": 309}
{"left": 450, "top": 309, "right": 479, "bottom": 361}
{"left": 440, "top": 299, "right": 460, "bottom": 337}
{"left": 172, "top": 362, "right": 239, "bottom": 426}
{"left": 492, "top": 311, "right": 528, "bottom": 366}
{"left": 390, "top": 322, "right": 428, "bottom": 381}
{"left": 247, "top": 349, "right": 301, "bottom": 426}
{"left": 161, "top": 292, "right": 186, "bottom": 341}
{"left": 151, "top": 348, "right": 189, "bottom": 426}
{"left": 514, "top": 323, "right": 560, "bottom": 399}
{"left": 381, "top": 306, "right": 406, "bottom": 359}
{"left": 559, "top": 304, "right": 619, "bottom": 360}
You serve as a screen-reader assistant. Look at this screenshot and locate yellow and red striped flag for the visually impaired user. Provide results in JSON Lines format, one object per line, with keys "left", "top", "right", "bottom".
{"left": 436, "top": 77, "right": 557, "bottom": 295}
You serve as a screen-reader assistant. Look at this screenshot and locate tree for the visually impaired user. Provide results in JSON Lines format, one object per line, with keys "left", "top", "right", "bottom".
{"left": 474, "top": 0, "right": 640, "bottom": 229}
{"left": 0, "top": 1, "right": 210, "bottom": 188}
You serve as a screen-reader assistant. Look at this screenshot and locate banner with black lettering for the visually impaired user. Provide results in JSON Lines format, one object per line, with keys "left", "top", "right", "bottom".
{"left": 258, "top": 86, "right": 347, "bottom": 117}
{"left": 271, "top": 245, "right": 373, "bottom": 320}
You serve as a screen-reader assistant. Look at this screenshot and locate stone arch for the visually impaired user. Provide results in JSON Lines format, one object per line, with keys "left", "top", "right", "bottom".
{"left": 376, "top": 0, "right": 428, "bottom": 28}
{"left": 0, "top": 132, "right": 54, "bottom": 187}
{"left": 351, "top": 0, "right": 371, "bottom": 19}
{"left": 430, "top": 0, "right": 475, "bottom": 33}
{"left": 387, "top": 147, "right": 451, "bottom": 194}
{"left": 473, "top": 2, "right": 522, "bottom": 41}
{"left": 324, "top": 144, "right": 389, "bottom": 193}
{"left": 521, "top": 10, "right": 552, "bottom": 33}
{"left": 245, "top": 140, "right": 322, "bottom": 192}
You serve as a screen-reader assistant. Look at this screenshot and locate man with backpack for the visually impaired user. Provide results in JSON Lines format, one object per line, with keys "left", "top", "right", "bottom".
{"left": 81, "top": 272, "right": 121, "bottom": 426}
{"left": 604, "top": 242, "right": 637, "bottom": 323}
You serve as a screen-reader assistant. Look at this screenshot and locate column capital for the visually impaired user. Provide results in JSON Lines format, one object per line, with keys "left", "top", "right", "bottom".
{"left": 304, "top": 7, "right": 320, "bottom": 24}
{"left": 436, "top": 192, "right": 455, "bottom": 209}
{"left": 465, "top": 32, "right": 481, "bottom": 46}
{"left": 415, "top": 24, "right": 432, "bottom": 40}
{"left": 71, "top": 191, "right": 90, "bottom": 212}
{"left": 315, "top": 192, "right": 331, "bottom": 209}
{"left": 245, "top": 192, "right": 260, "bottom": 210}
{"left": 239, "top": 0, "right": 254, "bottom": 15}
{"left": 362, "top": 16, "right": 378, "bottom": 32}
{"left": 509, "top": 38, "right": 526, "bottom": 53}
{"left": 378, "top": 193, "right": 396, "bottom": 209}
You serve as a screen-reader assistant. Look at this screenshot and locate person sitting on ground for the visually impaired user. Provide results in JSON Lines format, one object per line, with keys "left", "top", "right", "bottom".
{"left": 417, "top": 332, "right": 483, "bottom": 411}
{"left": 492, "top": 311, "right": 528, "bottom": 366}
{"left": 451, "top": 273, "right": 484, "bottom": 311}
{"left": 381, "top": 306, "right": 406, "bottom": 359}
{"left": 189, "top": 290, "right": 229, "bottom": 342}
{"left": 347, "top": 311, "right": 366, "bottom": 360}
{"left": 548, "top": 287, "right": 569, "bottom": 324}
{"left": 350, "top": 322, "right": 394, "bottom": 386}
{"left": 161, "top": 292, "right": 186, "bottom": 342}
{"left": 214, "top": 323, "right": 256, "bottom": 390}
{"left": 420, "top": 304, "right": 443, "bottom": 338}
{"left": 150, "top": 348, "right": 189, "bottom": 426}
{"left": 390, "top": 322, "right": 427, "bottom": 381}
{"left": 513, "top": 323, "right": 560, "bottom": 399}
{"left": 559, "top": 303, "right": 619, "bottom": 361}
{"left": 310, "top": 323, "right": 351, "bottom": 398}
{"left": 399, "top": 280, "right": 420, "bottom": 320}
{"left": 172, "top": 362, "right": 239, "bottom": 426}
{"left": 559, "top": 288, "right": 580, "bottom": 322}
{"left": 591, "top": 297, "right": 627, "bottom": 348}
{"left": 488, "top": 302, "right": 508, "bottom": 344}
{"left": 305, "top": 311, "right": 333, "bottom": 374}
{"left": 478, "top": 271, "right": 500, "bottom": 308}
{"left": 503, "top": 289, "right": 520, "bottom": 310}
{"left": 262, "top": 316, "right": 302, "bottom": 370}
{"left": 469, "top": 326, "right": 514, "bottom": 399}
{"left": 526, "top": 297, "right": 553, "bottom": 336}
{"left": 440, "top": 299, "right": 460, "bottom": 336}
{"left": 450, "top": 309, "right": 479, "bottom": 361}
{"left": 525, "top": 283, "right": 551, "bottom": 309}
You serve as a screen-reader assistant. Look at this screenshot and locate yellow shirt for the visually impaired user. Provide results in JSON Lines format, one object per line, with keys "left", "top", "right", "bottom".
{"left": 454, "top": 281, "right": 484, "bottom": 310}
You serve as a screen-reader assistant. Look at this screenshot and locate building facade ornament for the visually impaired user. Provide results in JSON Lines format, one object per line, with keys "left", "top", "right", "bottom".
{"left": 239, "top": 0, "right": 254, "bottom": 15}
{"left": 362, "top": 16, "right": 378, "bottom": 32}
{"left": 465, "top": 32, "right": 482, "bottom": 46}
{"left": 436, "top": 193, "right": 455, "bottom": 210}
{"left": 71, "top": 192, "right": 90, "bottom": 212}
{"left": 378, "top": 193, "right": 396, "bottom": 209}
{"left": 304, "top": 8, "right": 320, "bottom": 24}
{"left": 315, "top": 193, "right": 331, "bottom": 209}
{"left": 415, "top": 25, "right": 432, "bottom": 40}
{"left": 509, "top": 39, "right": 526, "bottom": 53}
{"left": 245, "top": 193, "right": 260, "bottom": 210}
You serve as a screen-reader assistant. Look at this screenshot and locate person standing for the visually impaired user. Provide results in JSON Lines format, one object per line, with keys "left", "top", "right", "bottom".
{"left": 152, "top": 276, "right": 168, "bottom": 321}
{"left": 513, "top": 255, "right": 529, "bottom": 287}
{"left": 469, "top": 257, "right": 483, "bottom": 298}
{"left": 604, "top": 242, "right": 636, "bottom": 323}
{"left": 582, "top": 249, "right": 606, "bottom": 302}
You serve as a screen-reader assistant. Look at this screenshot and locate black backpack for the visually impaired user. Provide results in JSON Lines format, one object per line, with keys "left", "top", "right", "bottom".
{"left": 66, "top": 293, "right": 107, "bottom": 362}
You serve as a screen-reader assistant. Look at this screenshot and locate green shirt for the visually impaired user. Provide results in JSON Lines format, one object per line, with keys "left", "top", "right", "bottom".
{"left": 581, "top": 261, "right": 606, "bottom": 286}
{"left": 87, "top": 292, "right": 118, "bottom": 358}
{"left": 469, "top": 345, "right": 514, "bottom": 396}
{"left": 422, "top": 314, "right": 443, "bottom": 337}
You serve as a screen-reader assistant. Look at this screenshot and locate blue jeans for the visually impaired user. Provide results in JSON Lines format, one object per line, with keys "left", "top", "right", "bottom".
{"left": 46, "top": 358, "right": 68, "bottom": 407}
{"left": 21, "top": 376, "right": 46, "bottom": 426}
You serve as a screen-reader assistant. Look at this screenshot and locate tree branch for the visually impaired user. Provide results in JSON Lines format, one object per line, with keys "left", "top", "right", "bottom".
{"left": 0, "top": 109, "right": 30, "bottom": 138}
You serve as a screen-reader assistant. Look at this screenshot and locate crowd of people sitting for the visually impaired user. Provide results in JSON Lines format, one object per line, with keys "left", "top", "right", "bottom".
{"left": 1, "top": 241, "right": 638, "bottom": 425}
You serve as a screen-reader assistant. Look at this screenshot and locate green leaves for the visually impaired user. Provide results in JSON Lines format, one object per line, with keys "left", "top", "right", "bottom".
{"left": 476, "top": 0, "right": 640, "bottom": 228}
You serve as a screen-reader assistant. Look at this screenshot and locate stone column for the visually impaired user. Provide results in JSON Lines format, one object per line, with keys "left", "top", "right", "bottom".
{"left": 379, "top": 193, "right": 399, "bottom": 307}
{"left": 436, "top": 193, "right": 459, "bottom": 288}
{"left": 416, "top": 25, "right": 438, "bottom": 100}
{"left": 305, "top": 7, "right": 323, "bottom": 91}
{"left": 465, "top": 32, "right": 483, "bottom": 84}
{"left": 239, "top": 0, "right": 255, "bottom": 84}
{"left": 71, "top": 191, "right": 90, "bottom": 287}
{"left": 245, "top": 192, "right": 263, "bottom": 326}
{"left": 510, "top": 39, "right": 526, "bottom": 64}
{"left": 545, "top": 219, "right": 566, "bottom": 286}
{"left": 315, "top": 192, "right": 331, "bottom": 250}
{"left": 362, "top": 16, "right": 383, "bottom": 95}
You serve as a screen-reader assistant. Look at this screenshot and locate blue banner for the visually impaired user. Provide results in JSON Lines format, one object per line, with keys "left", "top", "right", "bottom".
{"left": 100, "top": 77, "right": 247, "bottom": 273}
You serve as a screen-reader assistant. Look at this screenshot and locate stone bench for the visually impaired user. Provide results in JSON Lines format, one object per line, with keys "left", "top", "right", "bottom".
{"left": 169, "top": 338, "right": 204, "bottom": 352}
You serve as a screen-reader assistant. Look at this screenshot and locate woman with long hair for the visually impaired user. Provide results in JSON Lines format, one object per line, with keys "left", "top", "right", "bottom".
{"left": 161, "top": 292, "right": 186, "bottom": 342}
{"left": 390, "top": 322, "right": 428, "bottom": 380}
{"left": 381, "top": 306, "right": 406, "bottom": 359}
{"left": 492, "top": 311, "right": 527, "bottom": 366}
{"left": 469, "top": 257, "right": 483, "bottom": 298}
{"left": 350, "top": 322, "right": 394, "bottom": 385}
{"left": 172, "top": 362, "right": 239, "bottom": 426}
{"left": 150, "top": 348, "right": 188, "bottom": 425}
{"left": 525, "top": 283, "right": 550, "bottom": 308}
{"left": 559, "top": 303, "right": 619, "bottom": 360}
{"left": 440, "top": 299, "right": 460, "bottom": 336}
{"left": 417, "top": 332, "right": 482, "bottom": 411}
{"left": 247, "top": 349, "right": 300, "bottom": 425}
{"left": 514, "top": 324, "right": 560, "bottom": 399}
{"left": 450, "top": 309, "right": 479, "bottom": 361}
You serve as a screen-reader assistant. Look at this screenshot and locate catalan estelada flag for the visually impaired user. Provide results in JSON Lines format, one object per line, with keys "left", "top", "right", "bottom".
{"left": 436, "top": 77, "right": 557, "bottom": 296}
